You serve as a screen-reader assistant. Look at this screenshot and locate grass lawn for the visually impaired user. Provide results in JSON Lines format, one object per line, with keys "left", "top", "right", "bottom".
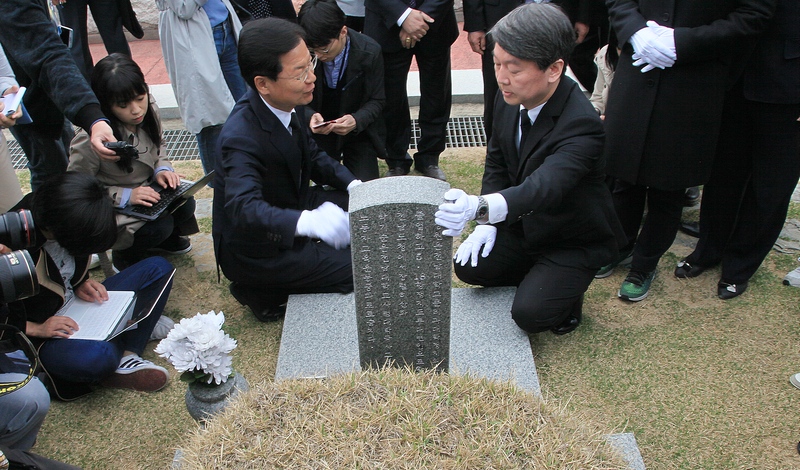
{"left": 16, "top": 149, "right": 800, "bottom": 469}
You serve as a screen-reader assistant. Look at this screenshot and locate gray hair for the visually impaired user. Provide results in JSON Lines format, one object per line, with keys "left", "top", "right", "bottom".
{"left": 488, "top": 3, "right": 575, "bottom": 71}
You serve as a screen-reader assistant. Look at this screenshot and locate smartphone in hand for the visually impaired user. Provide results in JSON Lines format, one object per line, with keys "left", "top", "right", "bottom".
{"left": 312, "top": 120, "right": 336, "bottom": 129}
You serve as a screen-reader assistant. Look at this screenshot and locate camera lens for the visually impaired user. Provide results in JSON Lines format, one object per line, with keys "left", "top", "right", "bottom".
{"left": 0, "top": 209, "right": 36, "bottom": 250}
{"left": 0, "top": 250, "right": 39, "bottom": 303}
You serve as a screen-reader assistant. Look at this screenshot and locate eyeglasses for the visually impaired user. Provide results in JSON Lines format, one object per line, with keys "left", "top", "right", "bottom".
{"left": 278, "top": 55, "right": 318, "bottom": 82}
{"left": 312, "top": 37, "right": 338, "bottom": 56}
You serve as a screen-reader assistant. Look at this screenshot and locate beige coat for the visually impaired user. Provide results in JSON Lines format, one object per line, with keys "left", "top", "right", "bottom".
{"left": 68, "top": 99, "right": 172, "bottom": 250}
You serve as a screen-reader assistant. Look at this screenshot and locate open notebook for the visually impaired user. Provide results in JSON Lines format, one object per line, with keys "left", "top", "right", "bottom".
{"left": 56, "top": 268, "right": 176, "bottom": 341}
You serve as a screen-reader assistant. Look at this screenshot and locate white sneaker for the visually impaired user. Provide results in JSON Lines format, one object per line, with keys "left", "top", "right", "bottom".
{"left": 149, "top": 316, "right": 175, "bottom": 341}
{"left": 783, "top": 267, "right": 800, "bottom": 287}
{"left": 791, "top": 373, "right": 800, "bottom": 390}
{"left": 102, "top": 354, "right": 169, "bottom": 392}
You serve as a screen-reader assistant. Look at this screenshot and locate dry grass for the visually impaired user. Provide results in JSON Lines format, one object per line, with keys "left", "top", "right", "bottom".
{"left": 15, "top": 147, "right": 800, "bottom": 469}
{"left": 178, "top": 367, "right": 627, "bottom": 469}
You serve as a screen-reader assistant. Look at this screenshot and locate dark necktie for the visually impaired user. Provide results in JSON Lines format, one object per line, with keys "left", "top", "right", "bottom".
{"left": 519, "top": 108, "right": 531, "bottom": 150}
{"left": 289, "top": 112, "right": 304, "bottom": 151}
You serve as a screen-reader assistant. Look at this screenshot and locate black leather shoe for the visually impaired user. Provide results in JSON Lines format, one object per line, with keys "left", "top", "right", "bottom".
{"left": 717, "top": 280, "right": 748, "bottom": 300}
{"left": 229, "top": 282, "right": 288, "bottom": 322}
{"left": 551, "top": 295, "right": 583, "bottom": 335}
{"left": 679, "top": 221, "right": 700, "bottom": 238}
{"left": 684, "top": 186, "right": 700, "bottom": 207}
{"left": 420, "top": 165, "right": 447, "bottom": 181}
{"left": 674, "top": 259, "right": 707, "bottom": 279}
{"left": 385, "top": 167, "right": 410, "bottom": 177}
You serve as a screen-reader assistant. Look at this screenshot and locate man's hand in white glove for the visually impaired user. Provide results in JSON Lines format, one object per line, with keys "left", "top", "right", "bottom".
{"left": 295, "top": 201, "right": 351, "bottom": 249}
{"left": 630, "top": 23, "right": 676, "bottom": 72}
{"left": 435, "top": 188, "right": 479, "bottom": 237}
{"left": 454, "top": 225, "right": 497, "bottom": 267}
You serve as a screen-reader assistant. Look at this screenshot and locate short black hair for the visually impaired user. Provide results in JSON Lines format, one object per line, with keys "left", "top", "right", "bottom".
{"left": 31, "top": 172, "right": 117, "bottom": 256}
{"left": 298, "top": 0, "right": 346, "bottom": 49}
{"left": 489, "top": 3, "right": 575, "bottom": 71}
{"left": 238, "top": 18, "right": 306, "bottom": 86}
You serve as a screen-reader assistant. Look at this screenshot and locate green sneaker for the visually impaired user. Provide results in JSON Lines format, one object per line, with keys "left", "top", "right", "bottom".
{"left": 618, "top": 269, "right": 656, "bottom": 301}
{"left": 595, "top": 250, "right": 633, "bottom": 279}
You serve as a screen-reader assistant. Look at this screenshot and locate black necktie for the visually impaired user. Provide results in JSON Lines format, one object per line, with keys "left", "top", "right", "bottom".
{"left": 289, "top": 112, "right": 303, "bottom": 151}
{"left": 519, "top": 108, "right": 531, "bottom": 150}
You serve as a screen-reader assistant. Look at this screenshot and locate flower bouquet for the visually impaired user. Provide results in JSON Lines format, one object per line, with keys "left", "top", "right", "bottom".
{"left": 155, "top": 311, "right": 237, "bottom": 385}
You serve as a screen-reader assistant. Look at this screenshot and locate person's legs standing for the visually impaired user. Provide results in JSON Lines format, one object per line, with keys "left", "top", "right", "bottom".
{"left": 58, "top": 0, "right": 93, "bottom": 80}
{"left": 213, "top": 19, "right": 247, "bottom": 101}
{"left": 341, "top": 138, "right": 379, "bottom": 181}
{"left": 412, "top": 37, "right": 451, "bottom": 174}
{"left": 629, "top": 187, "right": 685, "bottom": 273}
{"left": 380, "top": 48, "right": 414, "bottom": 172}
{"left": 196, "top": 124, "right": 223, "bottom": 179}
{"left": 9, "top": 119, "right": 74, "bottom": 191}
{"left": 480, "top": 45, "right": 498, "bottom": 141}
{"left": 88, "top": 0, "right": 131, "bottom": 56}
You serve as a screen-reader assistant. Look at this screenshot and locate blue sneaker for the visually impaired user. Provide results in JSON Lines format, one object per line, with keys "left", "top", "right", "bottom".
{"left": 618, "top": 269, "right": 656, "bottom": 302}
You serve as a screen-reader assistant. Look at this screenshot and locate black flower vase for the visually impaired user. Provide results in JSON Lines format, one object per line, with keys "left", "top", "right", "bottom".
{"left": 185, "top": 372, "right": 249, "bottom": 422}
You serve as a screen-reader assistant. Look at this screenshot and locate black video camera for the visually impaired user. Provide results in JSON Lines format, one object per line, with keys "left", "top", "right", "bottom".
{"left": 104, "top": 141, "right": 140, "bottom": 173}
{"left": 0, "top": 210, "right": 39, "bottom": 303}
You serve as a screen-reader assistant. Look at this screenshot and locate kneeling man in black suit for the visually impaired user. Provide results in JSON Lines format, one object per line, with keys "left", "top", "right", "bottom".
{"left": 212, "top": 18, "right": 361, "bottom": 321}
{"left": 435, "top": 3, "right": 623, "bottom": 335}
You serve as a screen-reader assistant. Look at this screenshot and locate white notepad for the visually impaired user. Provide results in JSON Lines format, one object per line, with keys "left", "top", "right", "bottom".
{"left": 57, "top": 291, "right": 137, "bottom": 341}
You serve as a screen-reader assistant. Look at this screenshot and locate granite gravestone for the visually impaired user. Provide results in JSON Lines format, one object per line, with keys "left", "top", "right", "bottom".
{"left": 348, "top": 176, "right": 452, "bottom": 371}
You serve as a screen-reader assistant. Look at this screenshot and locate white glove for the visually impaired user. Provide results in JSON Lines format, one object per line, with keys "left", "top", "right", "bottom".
{"left": 454, "top": 225, "right": 497, "bottom": 267}
{"left": 295, "top": 202, "right": 351, "bottom": 249}
{"left": 630, "top": 23, "right": 676, "bottom": 72}
{"left": 347, "top": 179, "right": 362, "bottom": 192}
{"left": 435, "top": 188, "right": 479, "bottom": 237}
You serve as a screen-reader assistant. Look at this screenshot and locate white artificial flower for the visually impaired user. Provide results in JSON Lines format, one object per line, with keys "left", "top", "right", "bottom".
{"left": 155, "top": 311, "right": 237, "bottom": 384}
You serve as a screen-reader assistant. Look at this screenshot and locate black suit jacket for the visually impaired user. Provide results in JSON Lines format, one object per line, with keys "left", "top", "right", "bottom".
{"left": 212, "top": 88, "right": 356, "bottom": 261}
{"left": 306, "top": 30, "right": 387, "bottom": 157}
{"left": 484, "top": 78, "right": 623, "bottom": 267}
{"left": 364, "top": 0, "right": 459, "bottom": 53}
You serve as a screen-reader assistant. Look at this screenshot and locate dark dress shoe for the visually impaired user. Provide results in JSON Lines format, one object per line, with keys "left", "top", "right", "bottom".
{"left": 551, "top": 295, "right": 583, "bottom": 335}
{"left": 683, "top": 186, "right": 700, "bottom": 206}
{"left": 385, "top": 167, "right": 410, "bottom": 177}
{"left": 229, "top": 282, "right": 289, "bottom": 322}
{"left": 420, "top": 165, "right": 447, "bottom": 181}
{"left": 717, "top": 281, "right": 748, "bottom": 300}
{"left": 679, "top": 221, "right": 700, "bottom": 238}
{"left": 674, "top": 259, "right": 707, "bottom": 279}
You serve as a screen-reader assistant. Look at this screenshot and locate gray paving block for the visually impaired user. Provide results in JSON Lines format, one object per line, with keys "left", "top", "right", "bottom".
{"left": 606, "top": 432, "right": 646, "bottom": 470}
{"left": 449, "top": 287, "right": 540, "bottom": 395}
{"left": 275, "top": 287, "right": 539, "bottom": 397}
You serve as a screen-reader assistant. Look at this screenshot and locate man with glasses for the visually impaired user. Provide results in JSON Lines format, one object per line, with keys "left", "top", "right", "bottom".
{"left": 298, "top": 0, "right": 386, "bottom": 181}
{"left": 212, "top": 18, "right": 361, "bottom": 322}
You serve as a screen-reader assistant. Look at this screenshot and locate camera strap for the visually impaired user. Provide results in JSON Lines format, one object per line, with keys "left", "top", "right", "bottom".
{"left": 0, "top": 324, "right": 40, "bottom": 397}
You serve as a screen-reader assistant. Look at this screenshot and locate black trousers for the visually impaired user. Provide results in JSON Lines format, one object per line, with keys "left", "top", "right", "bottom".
{"left": 611, "top": 180, "right": 685, "bottom": 273}
{"left": 382, "top": 39, "right": 452, "bottom": 170}
{"left": 115, "top": 196, "right": 199, "bottom": 264}
{"left": 454, "top": 226, "right": 595, "bottom": 333}
{"left": 58, "top": 0, "right": 131, "bottom": 81}
{"left": 686, "top": 93, "right": 800, "bottom": 284}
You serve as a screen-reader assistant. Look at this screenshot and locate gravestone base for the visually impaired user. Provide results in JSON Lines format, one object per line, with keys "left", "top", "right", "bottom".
{"left": 275, "top": 287, "right": 540, "bottom": 395}
{"left": 274, "top": 287, "right": 646, "bottom": 469}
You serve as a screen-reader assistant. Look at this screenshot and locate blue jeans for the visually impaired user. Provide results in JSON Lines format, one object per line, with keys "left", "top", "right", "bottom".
{"left": 0, "top": 376, "right": 49, "bottom": 451}
{"left": 196, "top": 124, "right": 222, "bottom": 182}
{"left": 37, "top": 257, "right": 174, "bottom": 384}
{"left": 213, "top": 18, "right": 247, "bottom": 101}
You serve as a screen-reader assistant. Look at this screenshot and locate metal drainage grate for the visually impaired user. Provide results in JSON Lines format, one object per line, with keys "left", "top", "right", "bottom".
{"left": 7, "top": 116, "right": 486, "bottom": 169}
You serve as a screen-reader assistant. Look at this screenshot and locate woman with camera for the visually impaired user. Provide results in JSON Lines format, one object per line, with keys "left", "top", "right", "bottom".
{"left": 4, "top": 172, "right": 175, "bottom": 399}
{"left": 68, "top": 53, "right": 198, "bottom": 271}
